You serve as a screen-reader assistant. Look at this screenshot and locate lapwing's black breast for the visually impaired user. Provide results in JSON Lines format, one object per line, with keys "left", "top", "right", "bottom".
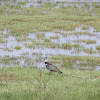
{"left": 45, "top": 62, "right": 47, "bottom": 64}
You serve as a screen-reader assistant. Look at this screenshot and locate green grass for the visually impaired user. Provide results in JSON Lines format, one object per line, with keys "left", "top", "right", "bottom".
{"left": 61, "top": 43, "right": 72, "bottom": 50}
{"left": 16, "top": 38, "right": 27, "bottom": 42}
{"left": 76, "top": 32, "right": 96, "bottom": 36}
{"left": 3, "top": 48, "right": 13, "bottom": 52}
{"left": 74, "top": 40, "right": 86, "bottom": 43}
{"left": 86, "top": 40, "right": 96, "bottom": 44}
{"left": 61, "top": 43, "right": 81, "bottom": 50}
{"left": 0, "top": 39, "right": 6, "bottom": 43}
{"left": 24, "top": 43, "right": 35, "bottom": 49}
{"left": 49, "top": 36, "right": 59, "bottom": 39}
{"left": 74, "top": 39, "right": 97, "bottom": 44}
{"left": 96, "top": 45, "right": 100, "bottom": 51}
{"left": 14, "top": 46, "right": 22, "bottom": 50}
{"left": 50, "top": 55, "right": 100, "bottom": 68}
{"left": 83, "top": 48, "right": 95, "bottom": 54}
{"left": 27, "top": 38, "right": 60, "bottom": 49}
{"left": 0, "top": 67, "right": 100, "bottom": 100}
{"left": 54, "top": 30, "right": 61, "bottom": 33}
{"left": 44, "top": 38, "right": 50, "bottom": 42}
{"left": 36, "top": 33, "right": 45, "bottom": 40}
{"left": 61, "top": 32, "right": 97, "bottom": 36}
{"left": 81, "top": 25, "right": 89, "bottom": 30}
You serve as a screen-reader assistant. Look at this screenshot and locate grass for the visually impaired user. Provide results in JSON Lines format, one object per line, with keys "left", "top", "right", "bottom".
{"left": 96, "top": 45, "right": 100, "bottom": 51}
{"left": 74, "top": 39, "right": 97, "bottom": 44}
{"left": 36, "top": 33, "right": 45, "bottom": 40}
{"left": 1, "top": 55, "right": 100, "bottom": 70}
{"left": 24, "top": 43, "right": 35, "bottom": 49}
{"left": 49, "top": 36, "right": 59, "bottom": 39}
{"left": 3, "top": 48, "right": 13, "bottom": 52}
{"left": 54, "top": 30, "right": 61, "bottom": 33}
{"left": 0, "top": 39, "right": 6, "bottom": 43}
{"left": 0, "top": 32, "right": 3, "bottom": 35}
{"left": 61, "top": 43, "right": 72, "bottom": 50}
{"left": 44, "top": 42, "right": 60, "bottom": 48}
{"left": 74, "top": 40, "right": 86, "bottom": 43}
{"left": 50, "top": 55, "right": 100, "bottom": 68}
{"left": 27, "top": 38, "right": 60, "bottom": 49}
{"left": 75, "top": 32, "right": 96, "bottom": 36}
{"left": 86, "top": 40, "right": 96, "bottom": 44}
{"left": 16, "top": 38, "right": 27, "bottom": 42}
{"left": 14, "top": 46, "right": 22, "bottom": 50}
{"left": 0, "top": 66, "right": 100, "bottom": 100}
{"left": 81, "top": 25, "right": 89, "bottom": 30}
{"left": 61, "top": 43, "right": 81, "bottom": 50}
{"left": 62, "top": 32, "right": 97, "bottom": 36}
{"left": 83, "top": 48, "right": 94, "bottom": 54}
{"left": 44, "top": 38, "right": 50, "bottom": 42}
{"left": 16, "top": 34, "right": 28, "bottom": 42}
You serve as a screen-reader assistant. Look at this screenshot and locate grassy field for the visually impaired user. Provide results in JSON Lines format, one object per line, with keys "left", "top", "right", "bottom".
{"left": 0, "top": 67, "right": 100, "bottom": 100}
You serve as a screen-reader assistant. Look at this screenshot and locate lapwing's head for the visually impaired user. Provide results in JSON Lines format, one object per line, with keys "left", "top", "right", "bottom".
{"left": 44, "top": 57, "right": 48, "bottom": 62}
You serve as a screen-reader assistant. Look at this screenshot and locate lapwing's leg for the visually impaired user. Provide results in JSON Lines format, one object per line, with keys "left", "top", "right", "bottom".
{"left": 49, "top": 70, "right": 52, "bottom": 75}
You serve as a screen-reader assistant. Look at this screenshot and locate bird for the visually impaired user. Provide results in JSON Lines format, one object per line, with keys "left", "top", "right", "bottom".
{"left": 44, "top": 57, "right": 62, "bottom": 74}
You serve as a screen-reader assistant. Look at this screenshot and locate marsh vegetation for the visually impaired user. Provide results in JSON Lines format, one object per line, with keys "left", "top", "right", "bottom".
{"left": 0, "top": 0, "right": 100, "bottom": 68}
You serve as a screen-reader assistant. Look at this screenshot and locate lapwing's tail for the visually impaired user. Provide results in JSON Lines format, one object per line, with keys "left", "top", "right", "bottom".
{"left": 59, "top": 71, "right": 62, "bottom": 74}
{"left": 57, "top": 70, "right": 62, "bottom": 74}
{"left": 53, "top": 66, "right": 62, "bottom": 74}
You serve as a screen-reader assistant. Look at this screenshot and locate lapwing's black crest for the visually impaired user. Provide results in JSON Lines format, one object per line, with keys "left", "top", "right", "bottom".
{"left": 44, "top": 57, "right": 62, "bottom": 74}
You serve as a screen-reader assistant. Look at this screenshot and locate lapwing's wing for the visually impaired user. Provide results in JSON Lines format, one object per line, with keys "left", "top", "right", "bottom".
{"left": 46, "top": 62, "right": 62, "bottom": 73}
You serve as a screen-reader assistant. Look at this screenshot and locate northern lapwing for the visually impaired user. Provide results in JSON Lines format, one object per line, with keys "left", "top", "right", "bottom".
{"left": 44, "top": 57, "right": 62, "bottom": 74}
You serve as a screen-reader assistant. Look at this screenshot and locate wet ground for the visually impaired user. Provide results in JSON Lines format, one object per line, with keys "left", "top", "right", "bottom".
{"left": 0, "top": 26, "right": 100, "bottom": 56}
{"left": 0, "top": 25, "right": 100, "bottom": 70}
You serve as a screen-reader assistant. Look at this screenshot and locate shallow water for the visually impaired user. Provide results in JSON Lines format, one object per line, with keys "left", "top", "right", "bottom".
{"left": 1, "top": 26, "right": 100, "bottom": 57}
{"left": 0, "top": 25, "right": 100, "bottom": 70}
